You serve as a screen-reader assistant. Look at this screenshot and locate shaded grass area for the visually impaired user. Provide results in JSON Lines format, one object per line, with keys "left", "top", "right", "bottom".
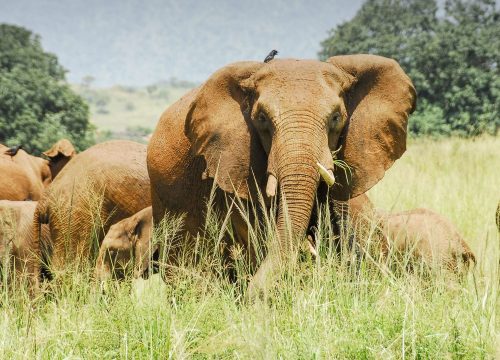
{"left": 0, "top": 137, "right": 498, "bottom": 358}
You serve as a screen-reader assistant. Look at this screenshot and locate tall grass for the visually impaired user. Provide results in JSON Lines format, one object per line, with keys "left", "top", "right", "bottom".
{"left": 0, "top": 137, "right": 498, "bottom": 358}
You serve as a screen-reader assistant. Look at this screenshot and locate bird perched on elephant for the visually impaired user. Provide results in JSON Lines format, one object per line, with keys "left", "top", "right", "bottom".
{"left": 4, "top": 144, "right": 24, "bottom": 157}
{"left": 0, "top": 139, "right": 76, "bottom": 201}
{"left": 264, "top": 49, "right": 278, "bottom": 63}
{"left": 95, "top": 206, "right": 154, "bottom": 281}
{"left": 0, "top": 200, "right": 50, "bottom": 285}
{"left": 32, "top": 140, "right": 151, "bottom": 279}
{"left": 147, "top": 54, "right": 416, "bottom": 296}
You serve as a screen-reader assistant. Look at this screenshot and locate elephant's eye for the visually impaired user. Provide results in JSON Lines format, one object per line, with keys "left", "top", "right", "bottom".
{"left": 257, "top": 112, "right": 269, "bottom": 126}
{"left": 329, "top": 112, "right": 341, "bottom": 129}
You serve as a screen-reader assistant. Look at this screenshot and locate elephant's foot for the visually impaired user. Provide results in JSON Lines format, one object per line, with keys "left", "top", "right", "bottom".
{"left": 304, "top": 235, "right": 318, "bottom": 258}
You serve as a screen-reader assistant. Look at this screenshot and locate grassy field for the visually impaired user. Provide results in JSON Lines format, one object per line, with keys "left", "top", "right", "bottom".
{"left": 0, "top": 137, "right": 498, "bottom": 358}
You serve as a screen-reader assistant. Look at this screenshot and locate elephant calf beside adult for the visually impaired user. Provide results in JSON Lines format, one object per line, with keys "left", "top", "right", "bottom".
{"left": 32, "top": 140, "right": 151, "bottom": 280}
{"left": 147, "top": 54, "right": 416, "bottom": 295}
{"left": 95, "top": 206, "right": 154, "bottom": 281}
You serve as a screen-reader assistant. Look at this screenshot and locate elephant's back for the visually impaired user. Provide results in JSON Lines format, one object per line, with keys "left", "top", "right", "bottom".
{"left": 0, "top": 158, "right": 38, "bottom": 200}
{"left": 55, "top": 140, "right": 144, "bottom": 172}
{"left": 96, "top": 141, "right": 151, "bottom": 217}
{"left": 2, "top": 149, "right": 49, "bottom": 194}
{"left": 48, "top": 140, "right": 150, "bottom": 215}
{"left": 386, "top": 208, "right": 472, "bottom": 262}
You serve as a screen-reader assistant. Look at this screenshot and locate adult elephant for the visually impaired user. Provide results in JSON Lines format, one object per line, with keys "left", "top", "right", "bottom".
{"left": 0, "top": 139, "right": 76, "bottom": 201}
{"left": 147, "top": 55, "right": 416, "bottom": 295}
{"left": 32, "top": 140, "right": 151, "bottom": 277}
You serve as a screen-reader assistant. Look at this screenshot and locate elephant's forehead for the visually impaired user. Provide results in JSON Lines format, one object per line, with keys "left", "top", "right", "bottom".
{"left": 254, "top": 59, "right": 337, "bottom": 82}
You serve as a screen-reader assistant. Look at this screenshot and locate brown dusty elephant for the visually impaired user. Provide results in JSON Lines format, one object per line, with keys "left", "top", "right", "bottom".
{"left": 380, "top": 208, "right": 476, "bottom": 271}
{"left": 0, "top": 139, "right": 76, "bottom": 201}
{"left": 95, "top": 206, "right": 154, "bottom": 281}
{"left": 333, "top": 195, "right": 475, "bottom": 271}
{"left": 0, "top": 200, "right": 50, "bottom": 284}
{"left": 32, "top": 140, "right": 151, "bottom": 278}
{"left": 147, "top": 55, "right": 416, "bottom": 295}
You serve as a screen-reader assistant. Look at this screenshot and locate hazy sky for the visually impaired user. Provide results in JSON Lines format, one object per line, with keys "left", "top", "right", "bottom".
{"left": 0, "top": 0, "right": 364, "bottom": 86}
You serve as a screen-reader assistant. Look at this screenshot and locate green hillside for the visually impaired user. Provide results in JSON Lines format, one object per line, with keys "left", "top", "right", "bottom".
{"left": 72, "top": 79, "right": 195, "bottom": 141}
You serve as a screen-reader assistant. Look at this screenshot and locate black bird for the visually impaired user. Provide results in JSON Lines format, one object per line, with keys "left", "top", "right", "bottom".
{"left": 264, "top": 49, "right": 278, "bottom": 63}
{"left": 4, "top": 144, "right": 23, "bottom": 157}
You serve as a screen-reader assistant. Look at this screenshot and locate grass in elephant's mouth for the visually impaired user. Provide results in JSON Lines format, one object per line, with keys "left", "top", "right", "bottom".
{"left": 0, "top": 137, "right": 498, "bottom": 358}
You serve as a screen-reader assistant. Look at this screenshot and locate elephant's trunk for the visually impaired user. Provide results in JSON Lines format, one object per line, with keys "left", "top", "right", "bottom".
{"left": 272, "top": 121, "right": 326, "bottom": 258}
{"left": 249, "top": 116, "right": 333, "bottom": 297}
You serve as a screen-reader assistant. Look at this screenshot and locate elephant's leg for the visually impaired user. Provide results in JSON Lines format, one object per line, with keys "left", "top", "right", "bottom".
{"left": 305, "top": 183, "right": 339, "bottom": 257}
{"left": 151, "top": 187, "right": 181, "bottom": 279}
{"left": 231, "top": 209, "right": 260, "bottom": 268}
{"left": 155, "top": 218, "right": 192, "bottom": 282}
{"left": 331, "top": 199, "right": 361, "bottom": 268}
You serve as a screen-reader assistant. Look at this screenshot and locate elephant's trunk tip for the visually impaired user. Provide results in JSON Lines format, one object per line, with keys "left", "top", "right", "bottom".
{"left": 316, "top": 162, "right": 335, "bottom": 186}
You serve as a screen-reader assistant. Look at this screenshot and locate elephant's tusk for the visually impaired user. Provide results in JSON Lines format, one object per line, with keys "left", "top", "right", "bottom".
{"left": 266, "top": 174, "right": 278, "bottom": 198}
{"left": 316, "top": 162, "right": 335, "bottom": 186}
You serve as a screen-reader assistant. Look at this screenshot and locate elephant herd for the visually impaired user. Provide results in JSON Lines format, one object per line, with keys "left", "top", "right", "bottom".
{"left": 0, "top": 54, "right": 477, "bottom": 296}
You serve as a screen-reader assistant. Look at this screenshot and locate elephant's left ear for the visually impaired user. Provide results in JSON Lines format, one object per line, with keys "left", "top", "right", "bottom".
{"left": 185, "top": 61, "right": 267, "bottom": 199}
{"left": 326, "top": 54, "right": 417, "bottom": 200}
{"left": 42, "top": 139, "right": 76, "bottom": 159}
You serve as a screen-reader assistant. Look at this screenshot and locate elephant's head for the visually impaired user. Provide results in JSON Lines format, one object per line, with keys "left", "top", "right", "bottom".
{"left": 95, "top": 207, "right": 154, "bottom": 281}
{"left": 42, "top": 139, "right": 76, "bottom": 180}
{"left": 186, "top": 55, "right": 416, "bottom": 264}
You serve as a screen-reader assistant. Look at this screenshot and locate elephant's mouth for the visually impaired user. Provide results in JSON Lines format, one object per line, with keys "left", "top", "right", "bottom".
{"left": 265, "top": 162, "right": 335, "bottom": 199}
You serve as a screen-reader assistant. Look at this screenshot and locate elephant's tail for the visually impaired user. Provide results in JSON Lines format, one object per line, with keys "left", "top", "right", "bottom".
{"left": 33, "top": 201, "right": 52, "bottom": 281}
{"left": 459, "top": 239, "right": 476, "bottom": 269}
{"left": 461, "top": 247, "right": 476, "bottom": 267}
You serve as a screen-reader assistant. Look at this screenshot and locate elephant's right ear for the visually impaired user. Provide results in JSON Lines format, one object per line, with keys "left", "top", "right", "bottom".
{"left": 185, "top": 61, "right": 267, "bottom": 199}
{"left": 326, "top": 54, "right": 416, "bottom": 200}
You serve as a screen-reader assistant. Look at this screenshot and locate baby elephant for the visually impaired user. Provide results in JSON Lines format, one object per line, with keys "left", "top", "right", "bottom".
{"left": 382, "top": 208, "right": 475, "bottom": 271}
{"left": 0, "top": 200, "right": 49, "bottom": 283}
{"left": 95, "top": 206, "right": 154, "bottom": 281}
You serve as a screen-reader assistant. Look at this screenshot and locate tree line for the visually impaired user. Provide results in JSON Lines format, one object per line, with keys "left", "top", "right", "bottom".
{"left": 319, "top": 0, "right": 499, "bottom": 137}
{"left": 0, "top": 24, "right": 94, "bottom": 154}
{"left": 1, "top": 0, "right": 498, "bottom": 154}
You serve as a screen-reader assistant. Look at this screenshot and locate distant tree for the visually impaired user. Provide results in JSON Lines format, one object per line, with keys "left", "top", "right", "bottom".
{"left": 0, "top": 24, "right": 94, "bottom": 154}
{"left": 81, "top": 75, "right": 95, "bottom": 88}
{"left": 319, "top": 0, "right": 499, "bottom": 137}
{"left": 428, "top": 0, "right": 499, "bottom": 135}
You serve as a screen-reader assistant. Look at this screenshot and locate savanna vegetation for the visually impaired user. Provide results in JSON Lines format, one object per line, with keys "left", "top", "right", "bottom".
{"left": 0, "top": 0, "right": 498, "bottom": 358}
{"left": 0, "top": 137, "right": 497, "bottom": 358}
